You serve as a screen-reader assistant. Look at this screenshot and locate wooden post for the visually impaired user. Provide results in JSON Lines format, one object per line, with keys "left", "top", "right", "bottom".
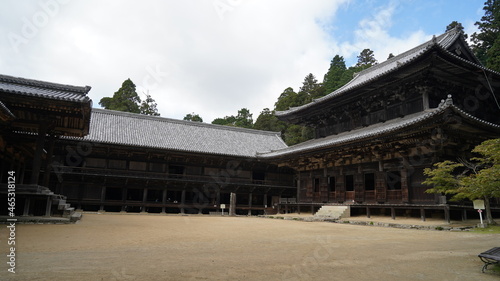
{"left": 366, "top": 207, "right": 371, "bottom": 218}
{"left": 44, "top": 196, "right": 52, "bottom": 217}
{"left": 391, "top": 207, "right": 396, "bottom": 220}
{"left": 229, "top": 192, "right": 236, "bottom": 216}
{"left": 161, "top": 189, "right": 167, "bottom": 214}
{"left": 23, "top": 197, "right": 31, "bottom": 216}
{"left": 30, "top": 123, "right": 48, "bottom": 184}
{"left": 180, "top": 189, "right": 186, "bottom": 214}
{"left": 141, "top": 188, "right": 148, "bottom": 213}
{"left": 99, "top": 186, "right": 106, "bottom": 212}
{"left": 121, "top": 188, "right": 127, "bottom": 212}
{"left": 248, "top": 193, "right": 252, "bottom": 216}
{"left": 420, "top": 208, "right": 426, "bottom": 221}
{"left": 462, "top": 209, "right": 467, "bottom": 221}
{"left": 42, "top": 135, "right": 56, "bottom": 187}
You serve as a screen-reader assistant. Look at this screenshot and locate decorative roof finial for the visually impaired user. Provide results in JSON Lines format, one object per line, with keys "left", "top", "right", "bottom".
{"left": 445, "top": 94, "right": 453, "bottom": 106}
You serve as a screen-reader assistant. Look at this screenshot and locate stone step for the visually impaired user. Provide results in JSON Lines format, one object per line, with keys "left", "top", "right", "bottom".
{"left": 70, "top": 212, "right": 82, "bottom": 222}
{"left": 58, "top": 203, "right": 70, "bottom": 211}
{"left": 314, "top": 206, "right": 350, "bottom": 220}
{"left": 63, "top": 207, "right": 75, "bottom": 216}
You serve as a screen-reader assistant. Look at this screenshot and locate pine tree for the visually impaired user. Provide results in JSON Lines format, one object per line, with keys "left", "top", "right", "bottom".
{"left": 471, "top": 0, "right": 500, "bottom": 69}
{"left": 140, "top": 93, "right": 160, "bottom": 116}
{"left": 99, "top": 79, "right": 141, "bottom": 113}
{"left": 323, "top": 55, "right": 347, "bottom": 94}
{"left": 183, "top": 113, "right": 203, "bottom": 122}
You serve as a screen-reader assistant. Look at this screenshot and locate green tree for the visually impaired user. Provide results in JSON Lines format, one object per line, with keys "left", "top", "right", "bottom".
{"left": 99, "top": 79, "right": 142, "bottom": 113}
{"left": 356, "top": 48, "right": 377, "bottom": 68}
{"left": 253, "top": 108, "right": 285, "bottom": 132}
{"left": 446, "top": 21, "right": 468, "bottom": 39}
{"left": 423, "top": 138, "right": 500, "bottom": 224}
{"left": 471, "top": 0, "right": 500, "bottom": 69}
{"left": 183, "top": 113, "right": 203, "bottom": 122}
{"left": 211, "top": 108, "right": 253, "bottom": 128}
{"left": 274, "top": 87, "right": 299, "bottom": 111}
{"left": 234, "top": 108, "right": 253, "bottom": 128}
{"left": 323, "top": 55, "right": 348, "bottom": 94}
{"left": 140, "top": 93, "right": 160, "bottom": 116}
{"left": 296, "top": 73, "right": 324, "bottom": 105}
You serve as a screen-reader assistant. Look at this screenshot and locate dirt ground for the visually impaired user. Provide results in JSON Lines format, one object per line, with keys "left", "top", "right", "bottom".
{"left": 1, "top": 213, "right": 499, "bottom": 281}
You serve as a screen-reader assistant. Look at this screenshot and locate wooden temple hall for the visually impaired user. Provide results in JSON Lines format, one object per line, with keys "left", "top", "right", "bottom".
{"left": 1, "top": 28, "right": 500, "bottom": 222}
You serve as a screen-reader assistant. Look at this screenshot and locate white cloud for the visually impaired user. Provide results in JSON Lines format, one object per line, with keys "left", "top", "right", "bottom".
{"left": 0, "top": 0, "right": 483, "bottom": 124}
{"left": 336, "top": 2, "right": 429, "bottom": 65}
{"left": 1, "top": 0, "right": 352, "bottom": 122}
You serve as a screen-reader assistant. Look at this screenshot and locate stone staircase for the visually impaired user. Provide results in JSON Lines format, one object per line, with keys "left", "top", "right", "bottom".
{"left": 52, "top": 196, "right": 82, "bottom": 222}
{"left": 314, "top": 206, "right": 350, "bottom": 220}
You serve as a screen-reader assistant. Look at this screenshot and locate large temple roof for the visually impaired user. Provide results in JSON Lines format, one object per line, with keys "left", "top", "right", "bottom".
{"left": 259, "top": 96, "right": 500, "bottom": 159}
{"left": 79, "top": 108, "right": 288, "bottom": 157}
{"left": 0, "top": 74, "right": 91, "bottom": 103}
{"left": 275, "top": 27, "right": 495, "bottom": 119}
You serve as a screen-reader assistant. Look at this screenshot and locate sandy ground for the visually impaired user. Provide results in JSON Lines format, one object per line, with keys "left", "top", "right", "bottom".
{"left": 1, "top": 213, "right": 499, "bottom": 281}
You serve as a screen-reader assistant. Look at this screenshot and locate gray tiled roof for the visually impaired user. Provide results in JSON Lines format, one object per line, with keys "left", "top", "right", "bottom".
{"left": 276, "top": 28, "right": 486, "bottom": 117}
{"left": 81, "top": 108, "right": 287, "bottom": 157}
{"left": 0, "top": 74, "right": 91, "bottom": 103}
{"left": 259, "top": 97, "right": 500, "bottom": 158}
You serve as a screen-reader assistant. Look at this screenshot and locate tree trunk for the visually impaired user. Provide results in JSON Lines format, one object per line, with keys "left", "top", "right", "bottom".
{"left": 484, "top": 196, "right": 496, "bottom": 225}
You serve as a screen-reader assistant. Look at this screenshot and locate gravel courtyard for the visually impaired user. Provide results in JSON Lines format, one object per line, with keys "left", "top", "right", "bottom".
{"left": 2, "top": 213, "right": 499, "bottom": 281}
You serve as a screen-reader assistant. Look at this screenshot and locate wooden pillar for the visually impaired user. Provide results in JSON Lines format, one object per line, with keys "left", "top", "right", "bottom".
{"left": 229, "top": 192, "right": 236, "bottom": 216}
{"left": 30, "top": 123, "right": 48, "bottom": 185}
{"left": 401, "top": 168, "right": 409, "bottom": 203}
{"left": 121, "top": 188, "right": 127, "bottom": 212}
{"left": 461, "top": 209, "right": 467, "bottom": 221}
{"left": 42, "top": 135, "right": 56, "bottom": 187}
{"left": 420, "top": 208, "right": 426, "bottom": 221}
{"left": 99, "top": 186, "right": 106, "bottom": 212}
{"left": 141, "top": 188, "right": 148, "bottom": 213}
{"left": 180, "top": 189, "right": 186, "bottom": 214}
{"left": 23, "top": 197, "right": 31, "bottom": 216}
{"left": 366, "top": 207, "right": 371, "bottom": 218}
{"left": 248, "top": 193, "right": 252, "bottom": 216}
{"left": 391, "top": 207, "right": 396, "bottom": 220}
{"left": 44, "top": 196, "right": 52, "bottom": 217}
{"left": 161, "top": 189, "right": 167, "bottom": 214}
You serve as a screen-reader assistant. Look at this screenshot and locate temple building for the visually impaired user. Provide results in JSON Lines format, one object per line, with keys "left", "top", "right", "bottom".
{"left": 1, "top": 28, "right": 499, "bottom": 222}
{"left": 268, "top": 28, "right": 500, "bottom": 220}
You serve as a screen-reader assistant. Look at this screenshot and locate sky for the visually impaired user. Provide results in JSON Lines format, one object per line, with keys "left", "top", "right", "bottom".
{"left": 0, "top": 0, "right": 487, "bottom": 123}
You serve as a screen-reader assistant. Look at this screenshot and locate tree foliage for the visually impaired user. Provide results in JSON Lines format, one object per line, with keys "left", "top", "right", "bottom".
{"left": 356, "top": 48, "right": 377, "bottom": 68}
{"left": 446, "top": 21, "right": 468, "bottom": 39}
{"left": 323, "top": 55, "right": 348, "bottom": 94}
{"left": 253, "top": 108, "right": 285, "bottom": 132}
{"left": 140, "top": 93, "right": 160, "bottom": 116}
{"left": 99, "top": 79, "right": 160, "bottom": 116}
{"left": 471, "top": 0, "right": 500, "bottom": 70}
{"left": 423, "top": 138, "right": 500, "bottom": 224}
{"left": 99, "top": 79, "right": 141, "bottom": 113}
{"left": 211, "top": 108, "right": 253, "bottom": 128}
{"left": 183, "top": 113, "right": 203, "bottom": 122}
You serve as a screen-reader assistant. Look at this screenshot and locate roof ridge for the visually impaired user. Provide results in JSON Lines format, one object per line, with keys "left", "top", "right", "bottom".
{"left": 92, "top": 108, "right": 282, "bottom": 136}
{"left": 0, "top": 74, "right": 91, "bottom": 94}
{"left": 276, "top": 29, "right": 464, "bottom": 117}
